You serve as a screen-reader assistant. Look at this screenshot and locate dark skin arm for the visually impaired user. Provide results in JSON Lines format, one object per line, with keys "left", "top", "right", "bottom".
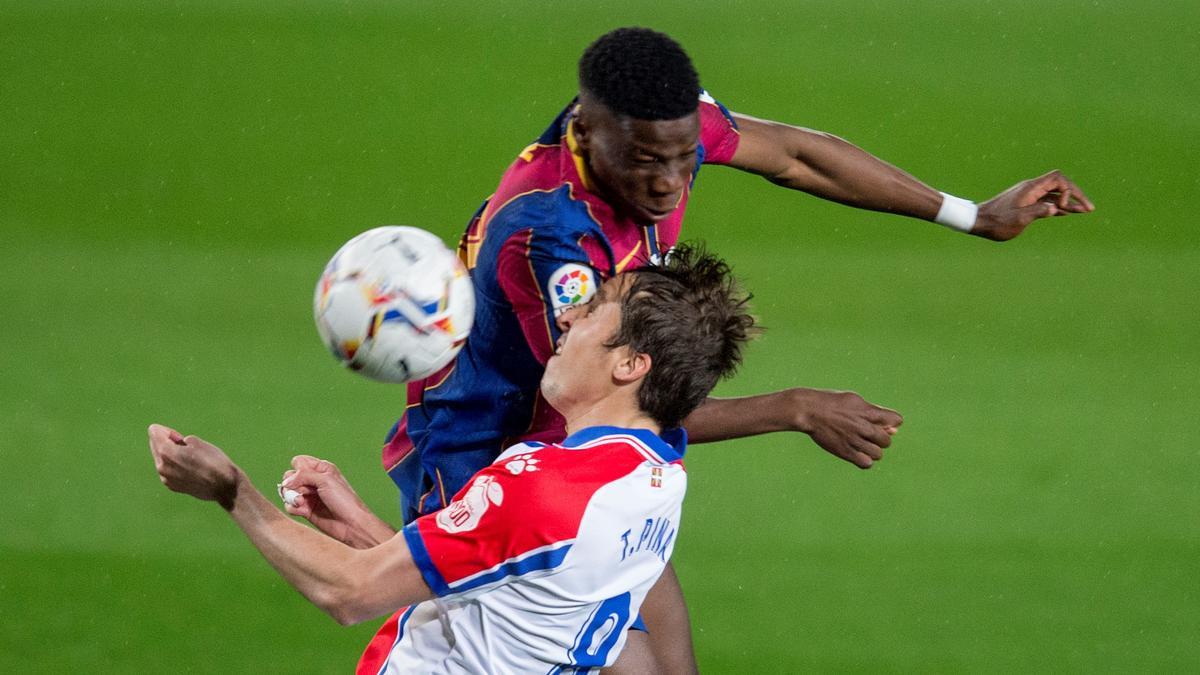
{"left": 728, "top": 113, "right": 1095, "bottom": 241}
{"left": 678, "top": 113, "right": 1092, "bottom": 465}
{"left": 684, "top": 389, "right": 902, "bottom": 469}
{"left": 606, "top": 564, "right": 695, "bottom": 675}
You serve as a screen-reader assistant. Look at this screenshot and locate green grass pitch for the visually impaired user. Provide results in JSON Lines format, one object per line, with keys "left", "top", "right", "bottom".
{"left": 2, "top": 1, "right": 1197, "bottom": 671}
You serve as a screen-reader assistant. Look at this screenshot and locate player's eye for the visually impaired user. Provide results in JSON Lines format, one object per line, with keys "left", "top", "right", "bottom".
{"left": 671, "top": 150, "right": 696, "bottom": 166}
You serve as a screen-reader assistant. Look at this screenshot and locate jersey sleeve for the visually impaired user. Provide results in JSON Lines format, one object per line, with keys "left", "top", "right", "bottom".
{"left": 698, "top": 91, "right": 741, "bottom": 165}
{"left": 495, "top": 228, "right": 602, "bottom": 365}
{"left": 400, "top": 449, "right": 578, "bottom": 598}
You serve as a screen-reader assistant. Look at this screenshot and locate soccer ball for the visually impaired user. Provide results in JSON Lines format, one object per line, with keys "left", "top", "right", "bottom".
{"left": 314, "top": 226, "right": 474, "bottom": 383}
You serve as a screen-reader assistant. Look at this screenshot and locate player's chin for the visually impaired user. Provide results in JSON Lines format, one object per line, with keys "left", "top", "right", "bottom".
{"left": 618, "top": 195, "right": 674, "bottom": 223}
{"left": 636, "top": 203, "right": 675, "bottom": 223}
{"left": 539, "top": 375, "right": 561, "bottom": 409}
{"left": 543, "top": 354, "right": 572, "bottom": 384}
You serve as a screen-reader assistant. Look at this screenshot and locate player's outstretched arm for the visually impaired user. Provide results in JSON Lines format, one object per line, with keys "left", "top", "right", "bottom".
{"left": 683, "top": 389, "right": 902, "bottom": 469}
{"left": 280, "top": 455, "right": 396, "bottom": 549}
{"left": 727, "top": 113, "right": 1093, "bottom": 240}
{"left": 148, "top": 424, "right": 432, "bottom": 624}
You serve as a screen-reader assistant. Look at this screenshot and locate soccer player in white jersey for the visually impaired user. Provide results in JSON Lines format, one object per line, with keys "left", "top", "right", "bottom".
{"left": 148, "top": 244, "right": 755, "bottom": 673}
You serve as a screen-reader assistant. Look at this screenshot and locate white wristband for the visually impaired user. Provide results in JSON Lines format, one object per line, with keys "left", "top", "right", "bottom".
{"left": 935, "top": 192, "right": 978, "bottom": 233}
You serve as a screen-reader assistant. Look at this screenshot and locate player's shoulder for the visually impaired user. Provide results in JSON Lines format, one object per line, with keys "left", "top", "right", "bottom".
{"left": 696, "top": 90, "right": 741, "bottom": 165}
{"left": 699, "top": 89, "right": 737, "bottom": 127}
{"left": 482, "top": 185, "right": 599, "bottom": 256}
{"left": 489, "top": 100, "right": 576, "bottom": 199}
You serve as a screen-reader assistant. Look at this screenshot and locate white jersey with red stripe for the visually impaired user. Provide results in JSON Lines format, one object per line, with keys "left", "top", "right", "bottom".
{"left": 357, "top": 425, "right": 687, "bottom": 674}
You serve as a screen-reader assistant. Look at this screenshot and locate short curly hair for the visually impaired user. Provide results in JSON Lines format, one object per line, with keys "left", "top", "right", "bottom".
{"left": 608, "top": 243, "right": 757, "bottom": 429}
{"left": 578, "top": 27, "right": 701, "bottom": 121}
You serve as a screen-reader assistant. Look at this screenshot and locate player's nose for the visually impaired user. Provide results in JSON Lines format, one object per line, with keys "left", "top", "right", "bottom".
{"left": 555, "top": 305, "right": 580, "bottom": 333}
{"left": 648, "top": 164, "right": 689, "bottom": 200}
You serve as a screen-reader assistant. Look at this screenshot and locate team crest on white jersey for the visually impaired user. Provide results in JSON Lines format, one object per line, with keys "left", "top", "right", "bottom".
{"left": 504, "top": 453, "right": 541, "bottom": 475}
{"left": 548, "top": 263, "right": 596, "bottom": 317}
{"left": 436, "top": 475, "right": 504, "bottom": 533}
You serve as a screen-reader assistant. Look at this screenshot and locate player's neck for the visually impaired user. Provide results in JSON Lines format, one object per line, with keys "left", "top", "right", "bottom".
{"left": 563, "top": 398, "right": 660, "bottom": 438}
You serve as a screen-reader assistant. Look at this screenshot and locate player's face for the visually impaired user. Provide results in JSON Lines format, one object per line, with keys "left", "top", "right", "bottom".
{"left": 576, "top": 99, "right": 700, "bottom": 224}
{"left": 541, "top": 276, "right": 630, "bottom": 413}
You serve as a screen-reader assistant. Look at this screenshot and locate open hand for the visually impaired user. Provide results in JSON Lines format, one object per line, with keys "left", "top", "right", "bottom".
{"left": 972, "top": 170, "right": 1094, "bottom": 241}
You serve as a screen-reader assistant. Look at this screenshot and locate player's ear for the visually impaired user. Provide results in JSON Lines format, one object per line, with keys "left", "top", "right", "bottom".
{"left": 573, "top": 106, "right": 592, "bottom": 153}
{"left": 612, "top": 349, "right": 651, "bottom": 385}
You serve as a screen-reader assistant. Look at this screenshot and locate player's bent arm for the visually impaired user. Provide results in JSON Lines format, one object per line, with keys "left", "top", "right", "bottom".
{"left": 148, "top": 425, "right": 432, "bottom": 625}
{"left": 682, "top": 389, "right": 903, "bottom": 469}
{"left": 224, "top": 471, "right": 434, "bottom": 625}
{"left": 728, "top": 112, "right": 943, "bottom": 219}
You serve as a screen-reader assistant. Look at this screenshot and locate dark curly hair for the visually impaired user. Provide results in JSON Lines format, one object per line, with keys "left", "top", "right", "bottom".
{"left": 608, "top": 243, "right": 757, "bottom": 429}
{"left": 578, "top": 27, "right": 701, "bottom": 121}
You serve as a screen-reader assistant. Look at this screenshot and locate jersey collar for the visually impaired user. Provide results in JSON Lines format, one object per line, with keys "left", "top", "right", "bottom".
{"left": 564, "top": 107, "right": 597, "bottom": 194}
{"left": 561, "top": 425, "right": 686, "bottom": 462}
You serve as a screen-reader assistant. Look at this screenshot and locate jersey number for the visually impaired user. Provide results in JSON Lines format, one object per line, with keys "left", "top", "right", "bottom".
{"left": 567, "top": 592, "right": 632, "bottom": 668}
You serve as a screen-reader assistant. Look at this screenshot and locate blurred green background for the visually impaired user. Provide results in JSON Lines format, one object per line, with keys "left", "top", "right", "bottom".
{"left": 2, "top": 0, "right": 1197, "bottom": 671}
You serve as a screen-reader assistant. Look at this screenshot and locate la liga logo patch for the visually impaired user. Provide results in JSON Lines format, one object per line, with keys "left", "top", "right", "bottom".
{"left": 548, "top": 263, "right": 596, "bottom": 315}
{"left": 555, "top": 268, "right": 590, "bottom": 304}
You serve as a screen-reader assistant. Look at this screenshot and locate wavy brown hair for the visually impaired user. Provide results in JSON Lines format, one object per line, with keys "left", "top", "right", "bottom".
{"left": 607, "top": 243, "right": 757, "bottom": 429}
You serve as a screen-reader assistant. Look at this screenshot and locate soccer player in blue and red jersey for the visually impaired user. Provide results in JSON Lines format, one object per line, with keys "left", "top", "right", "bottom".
{"left": 382, "top": 27, "right": 1092, "bottom": 524}
{"left": 296, "top": 27, "right": 1095, "bottom": 671}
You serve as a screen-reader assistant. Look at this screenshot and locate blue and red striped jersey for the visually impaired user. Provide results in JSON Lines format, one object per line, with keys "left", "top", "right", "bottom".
{"left": 382, "top": 93, "right": 738, "bottom": 522}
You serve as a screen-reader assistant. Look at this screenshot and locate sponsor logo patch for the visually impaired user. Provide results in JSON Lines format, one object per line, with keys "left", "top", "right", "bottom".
{"left": 548, "top": 263, "right": 596, "bottom": 316}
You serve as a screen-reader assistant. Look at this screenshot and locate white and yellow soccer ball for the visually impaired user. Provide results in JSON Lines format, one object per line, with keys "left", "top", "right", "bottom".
{"left": 314, "top": 226, "right": 474, "bottom": 383}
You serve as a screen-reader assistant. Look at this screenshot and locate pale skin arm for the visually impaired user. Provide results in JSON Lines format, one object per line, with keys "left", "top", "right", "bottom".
{"left": 280, "top": 452, "right": 688, "bottom": 674}
{"left": 148, "top": 424, "right": 432, "bottom": 625}
{"left": 728, "top": 113, "right": 1095, "bottom": 241}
